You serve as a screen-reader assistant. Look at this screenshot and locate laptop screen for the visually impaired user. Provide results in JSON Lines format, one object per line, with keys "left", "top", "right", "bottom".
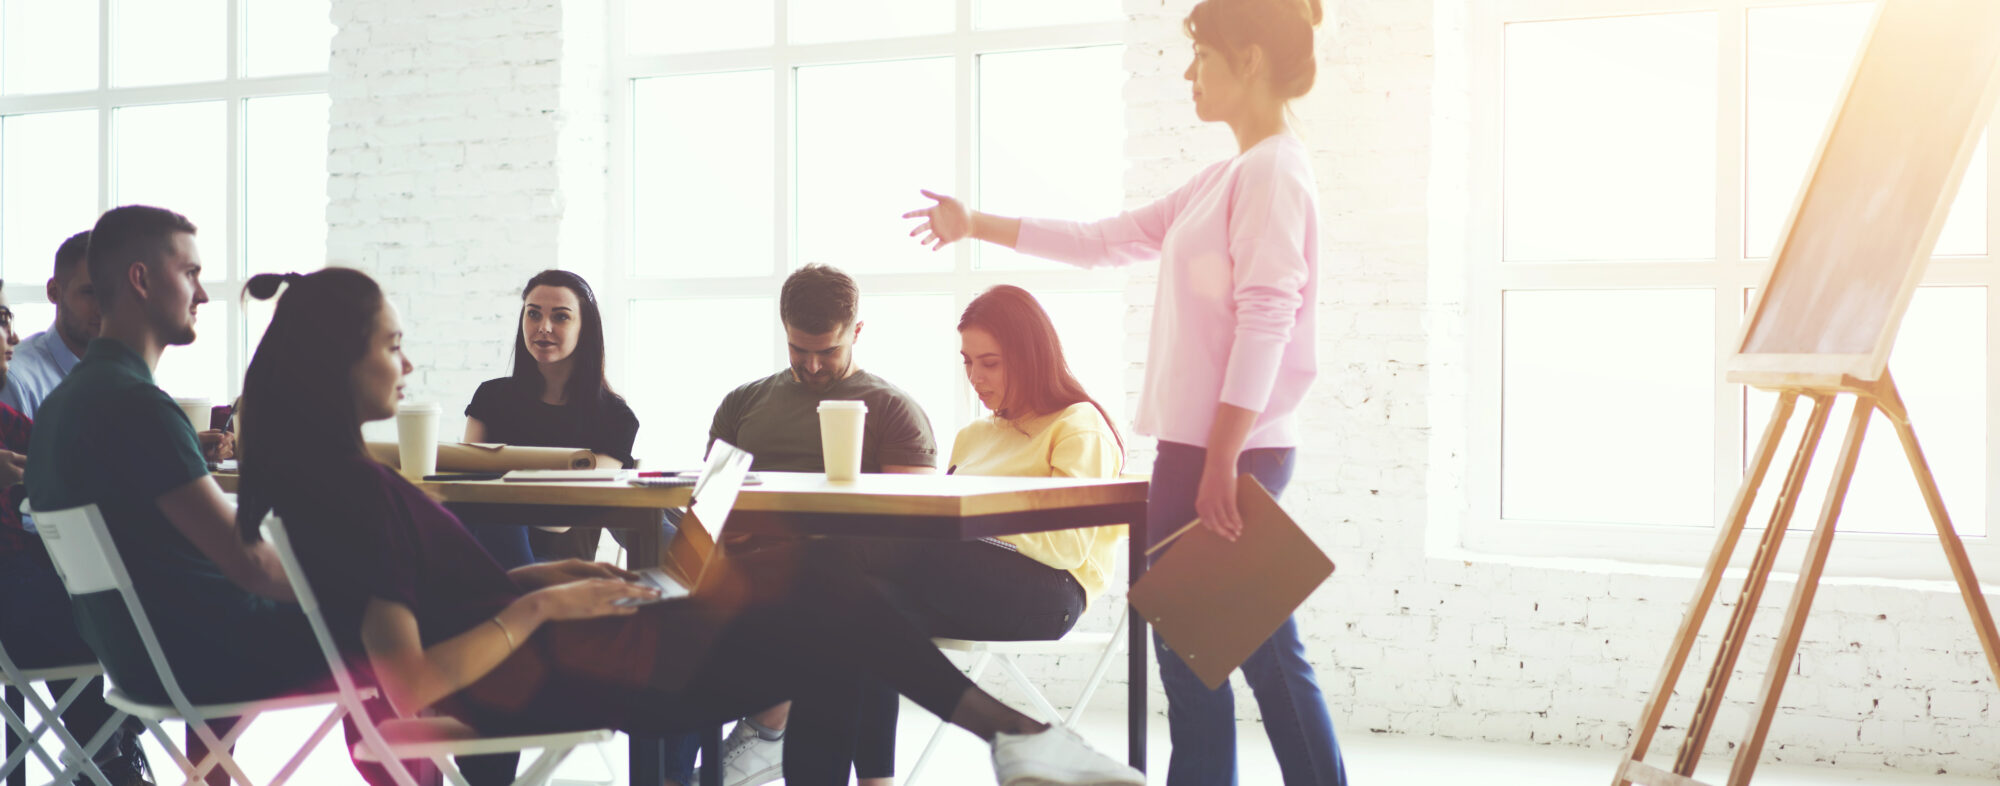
{"left": 687, "top": 439, "right": 755, "bottom": 541}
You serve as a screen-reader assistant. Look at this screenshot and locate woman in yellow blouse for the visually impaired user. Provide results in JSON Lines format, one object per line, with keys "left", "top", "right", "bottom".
{"left": 949, "top": 284, "right": 1126, "bottom": 606}
{"left": 748, "top": 285, "right": 1126, "bottom": 786}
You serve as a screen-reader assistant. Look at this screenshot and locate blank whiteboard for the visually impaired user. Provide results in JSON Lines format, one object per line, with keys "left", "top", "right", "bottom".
{"left": 1731, "top": 0, "right": 2000, "bottom": 387}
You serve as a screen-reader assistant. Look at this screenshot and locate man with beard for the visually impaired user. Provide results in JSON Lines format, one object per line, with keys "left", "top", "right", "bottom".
{"left": 664, "top": 263, "right": 937, "bottom": 786}
{"left": 25, "top": 205, "right": 325, "bottom": 756}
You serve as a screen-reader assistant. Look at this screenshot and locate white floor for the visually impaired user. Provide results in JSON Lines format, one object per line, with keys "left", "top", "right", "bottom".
{"left": 14, "top": 700, "right": 1988, "bottom": 785}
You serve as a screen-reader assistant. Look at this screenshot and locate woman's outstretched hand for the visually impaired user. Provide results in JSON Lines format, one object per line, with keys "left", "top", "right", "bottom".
{"left": 903, "top": 189, "right": 971, "bottom": 250}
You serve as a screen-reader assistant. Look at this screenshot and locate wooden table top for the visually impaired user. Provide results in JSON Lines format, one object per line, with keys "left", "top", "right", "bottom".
{"left": 214, "top": 470, "right": 1146, "bottom": 517}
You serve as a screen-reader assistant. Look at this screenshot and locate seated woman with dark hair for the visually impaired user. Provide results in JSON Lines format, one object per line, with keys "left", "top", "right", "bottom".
{"left": 463, "top": 269, "right": 639, "bottom": 568}
{"left": 231, "top": 268, "right": 1144, "bottom": 786}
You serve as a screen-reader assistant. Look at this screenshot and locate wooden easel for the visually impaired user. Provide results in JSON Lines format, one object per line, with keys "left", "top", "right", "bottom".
{"left": 1612, "top": 372, "right": 2000, "bottom": 786}
{"left": 1612, "top": 2, "right": 2000, "bottom": 782}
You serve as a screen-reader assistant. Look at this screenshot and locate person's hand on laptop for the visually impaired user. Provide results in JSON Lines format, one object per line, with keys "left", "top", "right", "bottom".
{"left": 508, "top": 558, "right": 640, "bottom": 591}
{"left": 526, "top": 578, "right": 658, "bottom": 621}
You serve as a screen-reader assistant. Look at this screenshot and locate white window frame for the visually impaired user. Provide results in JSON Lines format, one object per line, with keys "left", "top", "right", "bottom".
{"left": 0, "top": 0, "right": 327, "bottom": 402}
{"left": 1464, "top": 0, "right": 2000, "bottom": 581}
{"left": 604, "top": 0, "right": 1132, "bottom": 439}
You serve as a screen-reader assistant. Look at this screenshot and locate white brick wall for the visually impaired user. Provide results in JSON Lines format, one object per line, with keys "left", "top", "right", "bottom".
{"left": 322, "top": 0, "right": 1999, "bottom": 777}
{"left": 330, "top": 0, "right": 596, "bottom": 442}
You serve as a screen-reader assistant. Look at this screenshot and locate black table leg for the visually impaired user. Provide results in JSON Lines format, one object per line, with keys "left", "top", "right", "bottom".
{"left": 700, "top": 725, "right": 723, "bottom": 786}
{"left": 6, "top": 687, "right": 23, "bottom": 786}
{"left": 623, "top": 512, "right": 667, "bottom": 786}
{"left": 1127, "top": 502, "right": 1148, "bottom": 772}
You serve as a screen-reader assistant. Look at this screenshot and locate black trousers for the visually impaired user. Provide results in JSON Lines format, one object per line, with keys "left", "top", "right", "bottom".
{"left": 443, "top": 547, "right": 977, "bottom": 786}
{"left": 814, "top": 539, "right": 1086, "bottom": 779}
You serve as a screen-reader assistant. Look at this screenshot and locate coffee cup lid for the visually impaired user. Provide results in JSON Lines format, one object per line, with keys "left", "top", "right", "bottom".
{"left": 398, "top": 402, "right": 442, "bottom": 414}
{"left": 817, "top": 400, "right": 868, "bottom": 412}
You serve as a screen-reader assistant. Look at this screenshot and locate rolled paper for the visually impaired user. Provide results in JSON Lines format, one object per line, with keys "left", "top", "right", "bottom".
{"left": 366, "top": 441, "right": 595, "bottom": 471}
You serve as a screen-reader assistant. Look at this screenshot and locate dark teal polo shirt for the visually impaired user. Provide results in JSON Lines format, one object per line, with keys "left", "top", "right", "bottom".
{"left": 26, "top": 338, "right": 313, "bottom": 703}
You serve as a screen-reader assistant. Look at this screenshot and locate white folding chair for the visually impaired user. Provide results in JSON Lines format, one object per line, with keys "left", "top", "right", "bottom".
{"left": 30, "top": 503, "right": 352, "bottom": 786}
{"left": 262, "top": 514, "right": 611, "bottom": 786}
{"left": 0, "top": 640, "right": 118, "bottom": 786}
{"left": 906, "top": 540, "right": 1132, "bottom": 785}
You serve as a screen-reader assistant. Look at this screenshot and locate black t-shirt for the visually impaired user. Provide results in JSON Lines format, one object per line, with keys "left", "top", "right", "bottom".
{"left": 465, "top": 378, "right": 641, "bottom": 467}
{"left": 708, "top": 369, "right": 936, "bottom": 473}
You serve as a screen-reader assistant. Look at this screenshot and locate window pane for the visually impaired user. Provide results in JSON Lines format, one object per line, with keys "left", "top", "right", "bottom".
{"left": 3, "top": 110, "right": 99, "bottom": 283}
{"left": 1502, "top": 290, "right": 1714, "bottom": 525}
{"left": 114, "top": 0, "right": 225, "bottom": 86}
{"left": 1744, "top": 287, "right": 1985, "bottom": 536}
{"left": 1503, "top": 14, "right": 1716, "bottom": 261}
{"left": 246, "top": 0, "right": 333, "bottom": 77}
{"left": 624, "top": 298, "right": 775, "bottom": 468}
{"left": 7, "top": 303, "right": 52, "bottom": 342}
{"left": 155, "top": 308, "right": 231, "bottom": 402}
{"left": 633, "top": 71, "right": 773, "bottom": 278}
{"left": 978, "top": 46, "right": 1126, "bottom": 271}
{"left": 1746, "top": 3, "right": 1986, "bottom": 259}
{"left": 115, "top": 102, "right": 227, "bottom": 281}
{"left": 2, "top": 0, "right": 98, "bottom": 94}
{"left": 626, "top": 0, "right": 770, "bottom": 54}
{"left": 978, "top": 0, "right": 1120, "bottom": 30}
{"left": 790, "top": 0, "right": 950, "bottom": 44}
{"left": 857, "top": 293, "right": 957, "bottom": 447}
{"left": 796, "top": 59, "right": 953, "bottom": 275}
{"left": 1033, "top": 290, "right": 1127, "bottom": 430}
{"left": 246, "top": 94, "right": 330, "bottom": 277}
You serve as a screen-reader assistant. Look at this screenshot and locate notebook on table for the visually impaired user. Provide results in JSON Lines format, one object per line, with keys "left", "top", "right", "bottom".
{"left": 1128, "top": 474, "right": 1335, "bottom": 690}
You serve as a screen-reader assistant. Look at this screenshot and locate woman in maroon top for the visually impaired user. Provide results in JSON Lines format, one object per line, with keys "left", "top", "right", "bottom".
{"left": 232, "top": 268, "right": 1144, "bottom": 786}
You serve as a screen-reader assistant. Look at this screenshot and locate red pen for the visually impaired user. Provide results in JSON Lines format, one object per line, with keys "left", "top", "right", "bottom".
{"left": 636, "top": 471, "right": 687, "bottom": 477}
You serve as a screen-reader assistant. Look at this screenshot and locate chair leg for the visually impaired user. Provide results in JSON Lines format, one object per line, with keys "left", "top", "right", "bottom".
{"left": 267, "top": 704, "right": 348, "bottom": 786}
{"left": 997, "top": 656, "right": 1065, "bottom": 725}
{"left": 437, "top": 755, "right": 473, "bottom": 786}
{"left": 511, "top": 745, "right": 579, "bottom": 786}
{"left": 0, "top": 688, "right": 63, "bottom": 778}
{"left": 1065, "top": 610, "right": 1130, "bottom": 727}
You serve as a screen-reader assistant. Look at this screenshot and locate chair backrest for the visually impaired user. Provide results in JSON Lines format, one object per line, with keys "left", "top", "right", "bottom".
{"left": 29, "top": 504, "right": 123, "bottom": 595}
{"left": 261, "top": 514, "right": 425, "bottom": 786}
{"left": 28, "top": 503, "right": 235, "bottom": 731}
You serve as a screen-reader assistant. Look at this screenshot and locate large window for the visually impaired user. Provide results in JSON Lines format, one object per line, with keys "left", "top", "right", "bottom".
{"left": 0, "top": 0, "right": 332, "bottom": 403}
{"left": 1469, "top": 0, "right": 1998, "bottom": 578}
{"left": 611, "top": 0, "right": 1133, "bottom": 467}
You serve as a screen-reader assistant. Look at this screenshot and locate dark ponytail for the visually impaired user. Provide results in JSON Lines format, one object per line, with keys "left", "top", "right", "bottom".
{"left": 243, "top": 271, "right": 306, "bottom": 302}
{"left": 235, "top": 268, "right": 386, "bottom": 540}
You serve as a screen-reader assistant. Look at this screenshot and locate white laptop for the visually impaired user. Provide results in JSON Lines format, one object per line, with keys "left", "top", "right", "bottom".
{"left": 619, "top": 439, "right": 755, "bottom": 605}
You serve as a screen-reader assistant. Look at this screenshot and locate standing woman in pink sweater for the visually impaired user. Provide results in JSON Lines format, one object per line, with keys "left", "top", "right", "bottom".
{"left": 903, "top": 0, "right": 1343, "bottom": 783}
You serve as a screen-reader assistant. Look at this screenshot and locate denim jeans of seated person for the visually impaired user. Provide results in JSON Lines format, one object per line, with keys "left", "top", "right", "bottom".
{"left": 1148, "top": 442, "right": 1347, "bottom": 786}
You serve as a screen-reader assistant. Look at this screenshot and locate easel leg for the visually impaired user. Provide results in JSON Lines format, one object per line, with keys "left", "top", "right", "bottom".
{"left": 1726, "top": 396, "right": 1873, "bottom": 785}
{"left": 1613, "top": 392, "right": 1804, "bottom": 786}
{"left": 1670, "top": 393, "right": 1835, "bottom": 776}
{"left": 1876, "top": 379, "right": 2000, "bottom": 684}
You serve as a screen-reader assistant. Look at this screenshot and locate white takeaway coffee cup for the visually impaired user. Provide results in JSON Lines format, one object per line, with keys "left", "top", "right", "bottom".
{"left": 174, "top": 397, "right": 212, "bottom": 434}
{"left": 396, "top": 402, "right": 442, "bottom": 480}
{"left": 817, "top": 400, "right": 868, "bottom": 483}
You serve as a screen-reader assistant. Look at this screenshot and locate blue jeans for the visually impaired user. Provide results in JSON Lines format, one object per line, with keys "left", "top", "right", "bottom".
{"left": 1149, "top": 442, "right": 1347, "bottom": 786}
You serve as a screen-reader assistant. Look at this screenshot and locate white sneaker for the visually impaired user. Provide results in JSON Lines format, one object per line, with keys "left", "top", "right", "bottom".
{"left": 991, "top": 725, "right": 1145, "bottom": 786}
{"left": 720, "top": 720, "right": 784, "bottom": 786}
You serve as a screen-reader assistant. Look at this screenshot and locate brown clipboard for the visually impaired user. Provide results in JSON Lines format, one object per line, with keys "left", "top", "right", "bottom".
{"left": 1128, "top": 474, "right": 1334, "bottom": 690}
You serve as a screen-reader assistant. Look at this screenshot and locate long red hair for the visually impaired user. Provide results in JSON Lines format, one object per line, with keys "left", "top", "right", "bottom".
{"left": 958, "top": 285, "right": 1123, "bottom": 454}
